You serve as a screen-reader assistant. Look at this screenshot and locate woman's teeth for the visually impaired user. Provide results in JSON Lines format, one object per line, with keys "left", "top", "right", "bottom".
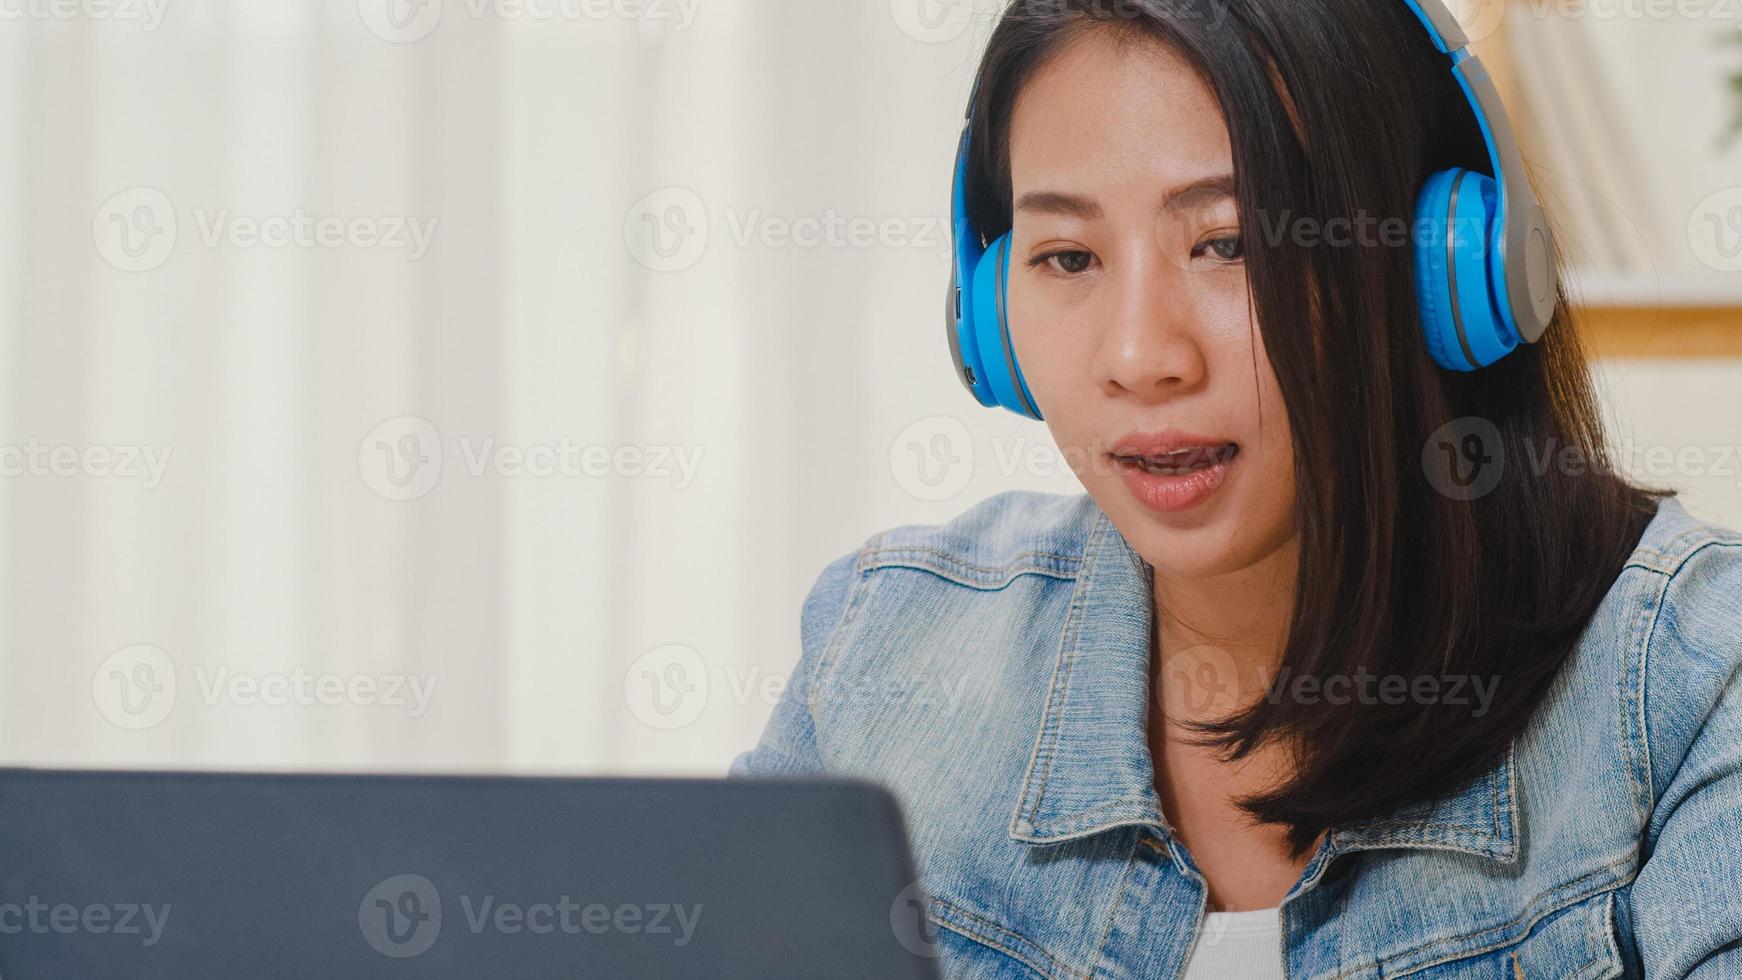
{"left": 1118, "top": 444, "right": 1237, "bottom": 475}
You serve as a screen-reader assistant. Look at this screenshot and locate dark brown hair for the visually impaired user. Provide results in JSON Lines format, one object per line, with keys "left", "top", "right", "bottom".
{"left": 965, "top": 0, "right": 1671, "bottom": 853}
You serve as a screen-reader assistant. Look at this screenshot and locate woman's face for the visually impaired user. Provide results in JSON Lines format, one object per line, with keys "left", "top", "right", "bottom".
{"left": 1006, "top": 27, "right": 1297, "bottom": 581}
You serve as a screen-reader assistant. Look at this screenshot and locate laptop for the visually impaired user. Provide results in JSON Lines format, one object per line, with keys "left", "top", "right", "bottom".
{"left": 0, "top": 768, "right": 943, "bottom": 979}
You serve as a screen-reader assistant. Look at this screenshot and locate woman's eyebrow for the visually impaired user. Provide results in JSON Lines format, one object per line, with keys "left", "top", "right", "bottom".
{"left": 1014, "top": 190, "right": 1102, "bottom": 220}
{"left": 1161, "top": 174, "right": 1236, "bottom": 214}
{"left": 1013, "top": 174, "right": 1236, "bottom": 221}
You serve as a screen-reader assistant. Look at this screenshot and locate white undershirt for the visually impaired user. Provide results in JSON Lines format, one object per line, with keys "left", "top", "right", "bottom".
{"left": 1179, "top": 907, "right": 1286, "bottom": 980}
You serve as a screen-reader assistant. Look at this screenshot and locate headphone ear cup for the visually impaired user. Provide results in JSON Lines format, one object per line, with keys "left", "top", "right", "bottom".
{"left": 1450, "top": 170, "right": 1517, "bottom": 369}
{"left": 1413, "top": 170, "right": 1463, "bottom": 371}
{"left": 1413, "top": 167, "right": 1517, "bottom": 372}
{"left": 968, "top": 232, "right": 1043, "bottom": 420}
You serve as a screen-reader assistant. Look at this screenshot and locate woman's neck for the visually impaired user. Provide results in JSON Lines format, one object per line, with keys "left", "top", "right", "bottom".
{"left": 1149, "top": 536, "right": 1299, "bottom": 724}
{"left": 1146, "top": 534, "right": 1315, "bottom": 911}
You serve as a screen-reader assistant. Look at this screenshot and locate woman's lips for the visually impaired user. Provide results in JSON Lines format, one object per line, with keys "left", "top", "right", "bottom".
{"left": 1108, "top": 442, "right": 1239, "bottom": 513}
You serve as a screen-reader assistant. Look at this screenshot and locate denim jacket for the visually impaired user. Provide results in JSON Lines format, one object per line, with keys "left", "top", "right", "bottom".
{"left": 730, "top": 490, "right": 1742, "bottom": 979}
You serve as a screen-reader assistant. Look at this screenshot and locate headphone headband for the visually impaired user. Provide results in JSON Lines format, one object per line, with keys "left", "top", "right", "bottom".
{"left": 1399, "top": 0, "right": 1559, "bottom": 342}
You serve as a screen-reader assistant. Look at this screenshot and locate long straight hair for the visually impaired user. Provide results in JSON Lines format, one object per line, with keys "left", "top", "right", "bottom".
{"left": 964, "top": 0, "right": 1670, "bottom": 853}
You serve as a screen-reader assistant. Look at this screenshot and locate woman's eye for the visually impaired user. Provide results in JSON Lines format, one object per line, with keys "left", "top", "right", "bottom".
{"left": 1194, "top": 234, "right": 1244, "bottom": 263}
{"left": 1030, "top": 249, "right": 1095, "bottom": 276}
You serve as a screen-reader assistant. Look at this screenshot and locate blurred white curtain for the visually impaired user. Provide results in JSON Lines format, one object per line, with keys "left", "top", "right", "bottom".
{"left": 1498, "top": 0, "right": 1742, "bottom": 303}
{"left": 4, "top": 0, "right": 1739, "bottom": 779}
{"left": 0, "top": 0, "right": 1063, "bottom": 775}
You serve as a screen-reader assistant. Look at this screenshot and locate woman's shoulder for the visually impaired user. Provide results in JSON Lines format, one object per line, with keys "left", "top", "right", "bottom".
{"left": 849, "top": 489, "right": 1103, "bottom": 587}
{"left": 1618, "top": 496, "right": 1742, "bottom": 801}
{"left": 1622, "top": 496, "right": 1742, "bottom": 682}
{"left": 772, "top": 491, "right": 1104, "bottom": 799}
{"left": 1624, "top": 494, "right": 1742, "bottom": 581}
{"left": 1530, "top": 493, "right": 1742, "bottom": 859}
{"left": 1553, "top": 494, "right": 1742, "bottom": 961}
{"left": 794, "top": 491, "right": 1099, "bottom": 675}
{"left": 797, "top": 489, "right": 1100, "bottom": 668}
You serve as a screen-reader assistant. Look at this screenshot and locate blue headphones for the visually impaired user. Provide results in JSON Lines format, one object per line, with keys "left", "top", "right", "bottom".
{"left": 946, "top": 0, "right": 1561, "bottom": 421}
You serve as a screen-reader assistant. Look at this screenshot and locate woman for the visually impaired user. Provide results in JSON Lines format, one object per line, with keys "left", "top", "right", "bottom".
{"left": 734, "top": 0, "right": 1742, "bottom": 976}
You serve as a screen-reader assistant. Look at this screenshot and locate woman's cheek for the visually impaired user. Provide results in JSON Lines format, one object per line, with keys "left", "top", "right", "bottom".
{"left": 1017, "top": 278, "right": 1093, "bottom": 400}
{"left": 1012, "top": 283, "right": 1099, "bottom": 483}
{"left": 1010, "top": 279, "right": 1072, "bottom": 408}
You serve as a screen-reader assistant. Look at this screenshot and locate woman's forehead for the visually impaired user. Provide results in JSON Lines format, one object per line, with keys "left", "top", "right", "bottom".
{"left": 1007, "top": 28, "right": 1233, "bottom": 198}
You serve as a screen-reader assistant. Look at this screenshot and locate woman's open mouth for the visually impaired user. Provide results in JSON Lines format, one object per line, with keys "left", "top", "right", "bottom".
{"left": 1107, "top": 439, "right": 1239, "bottom": 514}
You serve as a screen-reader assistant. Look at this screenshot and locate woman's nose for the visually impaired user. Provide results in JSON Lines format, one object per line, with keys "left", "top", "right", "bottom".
{"left": 1092, "top": 249, "right": 1208, "bottom": 401}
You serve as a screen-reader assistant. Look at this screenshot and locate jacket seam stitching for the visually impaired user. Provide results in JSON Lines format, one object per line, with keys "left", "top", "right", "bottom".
{"left": 1085, "top": 833, "right": 1145, "bottom": 975}
{"left": 1626, "top": 514, "right": 1742, "bottom": 565}
{"left": 858, "top": 549, "right": 1082, "bottom": 590}
{"left": 1352, "top": 853, "right": 1634, "bottom": 977}
{"left": 1335, "top": 745, "right": 1517, "bottom": 861}
{"left": 1014, "top": 515, "right": 1105, "bottom": 834}
{"left": 858, "top": 558, "right": 1080, "bottom": 591}
{"left": 1636, "top": 537, "right": 1742, "bottom": 814}
{"left": 1583, "top": 890, "right": 1623, "bottom": 980}
{"left": 1014, "top": 804, "right": 1161, "bottom": 842}
{"left": 928, "top": 897, "right": 1078, "bottom": 979}
{"left": 1627, "top": 563, "right": 1672, "bottom": 826}
{"left": 860, "top": 546, "right": 1083, "bottom": 571}
{"left": 804, "top": 549, "right": 877, "bottom": 723}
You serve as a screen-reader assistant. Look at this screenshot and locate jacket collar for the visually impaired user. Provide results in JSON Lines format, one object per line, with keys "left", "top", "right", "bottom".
{"left": 1007, "top": 500, "right": 1521, "bottom": 866}
{"left": 1326, "top": 742, "right": 1519, "bottom": 863}
{"left": 1007, "top": 504, "right": 1164, "bottom": 843}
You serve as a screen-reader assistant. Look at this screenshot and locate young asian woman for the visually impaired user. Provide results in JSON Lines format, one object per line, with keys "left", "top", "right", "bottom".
{"left": 733, "top": 1, "right": 1742, "bottom": 976}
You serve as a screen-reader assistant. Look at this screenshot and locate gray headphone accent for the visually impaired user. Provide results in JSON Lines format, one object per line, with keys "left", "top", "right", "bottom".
{"left": 947, "top": 267, "right": 975, "bottom": 392}
{"left": 1406, "top": 0, "right": 1471, "bottom": 51}
{"left": 1445, "top": 54, "right": 1559, "bottom": 344}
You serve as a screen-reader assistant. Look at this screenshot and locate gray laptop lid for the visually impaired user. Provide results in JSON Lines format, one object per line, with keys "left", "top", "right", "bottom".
{"left": 0, "top": 769, "right": 942, "bottom": 980}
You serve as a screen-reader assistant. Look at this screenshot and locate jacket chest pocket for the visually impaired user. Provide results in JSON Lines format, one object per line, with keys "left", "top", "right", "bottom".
{"left": 1403, "top": 891, "right": 1625, "bottom": 980}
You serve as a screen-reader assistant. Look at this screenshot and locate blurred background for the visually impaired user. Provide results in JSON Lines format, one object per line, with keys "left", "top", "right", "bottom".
{"left": 1, "top": 0, "right": 1739, "bottom": 776}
